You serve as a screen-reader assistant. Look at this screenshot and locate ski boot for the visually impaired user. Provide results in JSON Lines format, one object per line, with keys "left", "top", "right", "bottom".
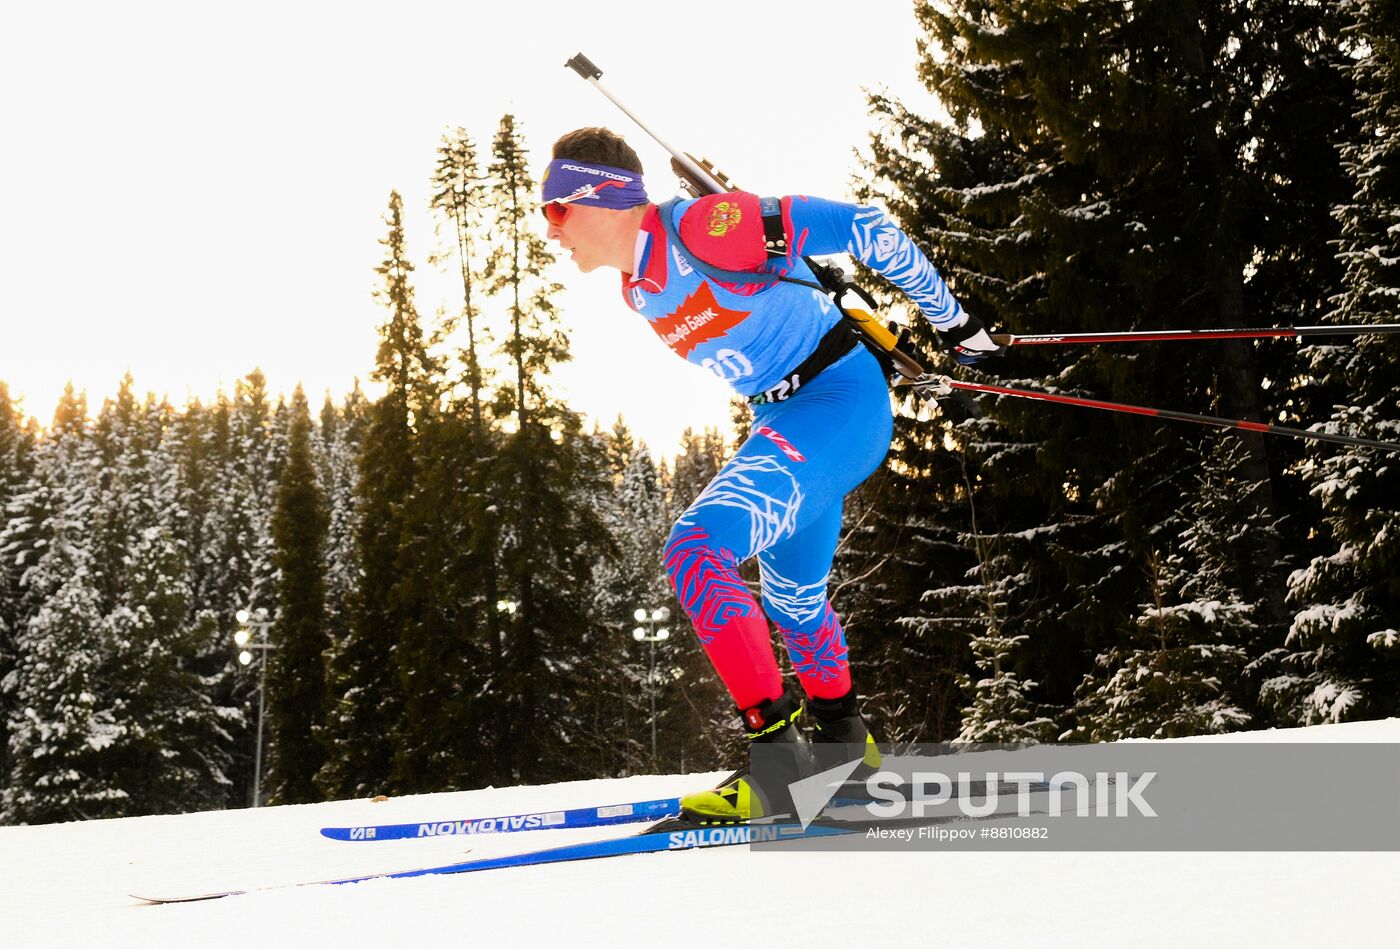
{"left": 679, "top": 691, "right": 813, "bottom": 824}
{"left": 807, "top": 688, "right": 882, "bottom": 777}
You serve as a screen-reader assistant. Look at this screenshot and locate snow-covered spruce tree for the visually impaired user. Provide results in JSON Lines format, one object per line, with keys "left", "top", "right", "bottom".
{"left": 192, "top": 372, "right": 283, "bottom": 807}
{"left": 0, "top": 383, "right": 35, "bottom": 790}
{"left": 430, "top": 125, "right": 492, "bottom": 437}
{"left": 100, "top": 389, "right": 235, "bottom": 811}
{"left": 1, "top": 389, "right": 114, "bottom": 823}
{"left": 227, "top": 371, "right": 282, "bottom": 615}
{"left": 265, "top": 386, "right": 330, "bottom": 805}
{"left": 483, "top": 114, "right": 568, "bottom": 434}
{"left": 168, "top": 396, "right": 218, "bottom": 640}
{"left": 196, "top": 375, "right": 283, "bottom": 642}
{"left": 185, "top": 392, "right": 230, "bottom": 618}
{"left": 89, "top": 377, "right": 148, "bottom": 607}
{"left": 309, "top": 389, "right": 364, "bottom": 787}
{"left": 1069, "top": 568, "right": 1252, "bottom": 742}
{"left": 601, "top": 416, "right": 636, "bottom": 481}
{"left": 1, "top": 388, "right": 81, "bottom": 694}
{"left": 1069, "top": 439, "right": 1260, "bottom": 740}
{"left": 953, "top": 629, "right": 1057, "bottom": 746}
{"left": 315, "top": 385, "right": 367, "bottom": 673}
{"left": 170, "top": 391, "right": 249, "bottom": 809}
{"left": 318, "top": 191, "right": 434, "bottom": 800}
{"left": 610, "top": 439, "right": 670, "bottom": 588}
{"left": 389, "top": 405, "right": 498, "bottom": 795}
{"left": 4, "top": 554, "right": 113, "bottom": 822}
{"left": 589, "top": 443, "right": 671, "bottom": 775}
{"left": 481, "top": 114, "right": 611, "bottom": 782}
{"left": 96, "top": 392, "right": 234, "bottom": 815}
{"left": 1268, "top": 0, "right": 1400, "bottom": 725}
{"left": 557, "top": 429, "right": 621, "bottom": 779}
{"left": 104, "top": 523, "right": 233, "bottom": 817}
{"left": 933, "top": 511, "right": 1057, "bottom": 745}
{"left": 4, "top": 384, "right": 229, "bottom": 821}
{"left": 580, "top": 422, "right": 635, "bottom": 772}
{"left": 0, "top": 384, "right": 34, "bottom": 617}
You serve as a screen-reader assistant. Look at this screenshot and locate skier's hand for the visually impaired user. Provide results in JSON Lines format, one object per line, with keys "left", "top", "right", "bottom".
{"left": 937, "top": 313, "right": 1003, "bottom": 366}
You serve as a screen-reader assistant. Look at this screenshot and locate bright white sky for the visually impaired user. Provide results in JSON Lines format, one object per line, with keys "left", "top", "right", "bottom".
{"left": 1, "top": 1, "right": 940, "bottom": 457}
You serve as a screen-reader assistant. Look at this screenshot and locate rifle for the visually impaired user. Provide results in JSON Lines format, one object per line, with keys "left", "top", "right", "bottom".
{"left": 564, "top": 52, "right": 928, "bottom": 382}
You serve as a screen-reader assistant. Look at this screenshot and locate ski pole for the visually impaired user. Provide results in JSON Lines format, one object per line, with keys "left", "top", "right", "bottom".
{"left": 908, "top": 375, "right": 1400, "bottom": 453}
{"left": 990, "top": 323, "right": 1400, "bottom": 347}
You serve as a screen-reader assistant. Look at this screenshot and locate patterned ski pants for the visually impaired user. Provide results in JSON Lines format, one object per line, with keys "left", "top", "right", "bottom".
{"left": 663, "top": 345, "right": 894, "bottom": 710}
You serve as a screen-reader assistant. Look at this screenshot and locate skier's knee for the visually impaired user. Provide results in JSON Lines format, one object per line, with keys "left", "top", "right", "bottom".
{"left": 663, "top": 523, "right": 739, "bottom": 614}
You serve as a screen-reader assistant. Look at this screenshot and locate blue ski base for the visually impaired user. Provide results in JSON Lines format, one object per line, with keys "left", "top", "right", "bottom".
{"left": 320, "top": 797, "right": 682, "bottom": 842}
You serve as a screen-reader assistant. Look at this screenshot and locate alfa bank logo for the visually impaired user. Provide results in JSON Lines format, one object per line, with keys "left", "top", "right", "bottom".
{"left": 649, "top": 282, "right": 750, "bottom": 358}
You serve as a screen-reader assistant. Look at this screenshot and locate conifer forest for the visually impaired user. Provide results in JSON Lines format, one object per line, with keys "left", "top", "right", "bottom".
{"left": 2, "top": 2, "right": 1397, "bottom": 823}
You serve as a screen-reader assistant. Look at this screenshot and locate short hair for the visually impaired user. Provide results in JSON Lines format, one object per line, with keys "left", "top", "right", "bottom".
{"left": 551, "top": 127, "right": 643, "bottom": 174}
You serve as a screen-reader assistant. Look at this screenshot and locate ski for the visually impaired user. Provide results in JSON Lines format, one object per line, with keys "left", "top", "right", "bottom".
{"left": 131, "top": 818, "right": 858, "bottom": 904}
{"left": 132, "top": 777, "right": 1072, "bottom": 902}
{"left": 319, "top": 796, "right": 682, "bottom": 842}
{"left": 319, "top": 778, "right": 1058, "bottom": 843}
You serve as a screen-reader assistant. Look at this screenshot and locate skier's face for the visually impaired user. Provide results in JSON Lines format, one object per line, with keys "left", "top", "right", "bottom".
{"left": 546, "top": 202, "right": 607, "bottom": 272}
{"left": 546, "top": 203, "right": 631, "bottom": 274}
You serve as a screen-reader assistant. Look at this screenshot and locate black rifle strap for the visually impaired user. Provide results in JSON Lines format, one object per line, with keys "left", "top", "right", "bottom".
{"left": 759, "top": 196, "right": 788, "bottom": 259}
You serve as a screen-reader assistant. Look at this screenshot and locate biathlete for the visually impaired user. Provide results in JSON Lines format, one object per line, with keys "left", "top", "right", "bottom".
{"left": 541, "top": 127, "right": 1001, "bottom": 822}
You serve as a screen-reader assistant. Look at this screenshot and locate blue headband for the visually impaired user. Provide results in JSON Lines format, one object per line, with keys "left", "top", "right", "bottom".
{"left": 541, "top": 158, "right": 649, "bottom": 210}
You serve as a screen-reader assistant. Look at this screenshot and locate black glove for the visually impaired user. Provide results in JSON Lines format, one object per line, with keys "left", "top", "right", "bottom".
{"left": 937, "top": 313, "right": 1002, "bottom": 366}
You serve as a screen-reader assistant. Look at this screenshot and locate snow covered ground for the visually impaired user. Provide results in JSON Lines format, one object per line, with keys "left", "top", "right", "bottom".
{"left": 3, "top": 719, "right": 1397, "bottom": 948}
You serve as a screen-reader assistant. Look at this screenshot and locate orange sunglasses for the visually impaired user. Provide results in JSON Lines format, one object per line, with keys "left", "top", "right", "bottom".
{"left": 541, "top": 202, "right": 572, "bottom": 227}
